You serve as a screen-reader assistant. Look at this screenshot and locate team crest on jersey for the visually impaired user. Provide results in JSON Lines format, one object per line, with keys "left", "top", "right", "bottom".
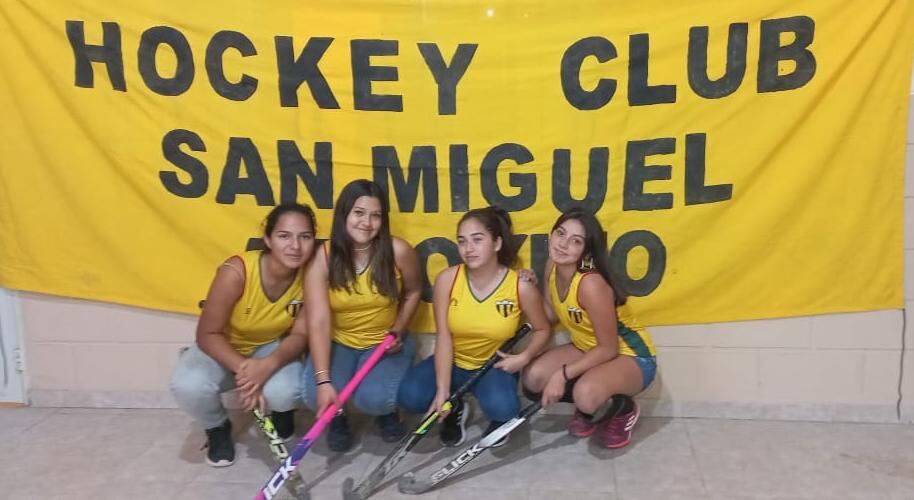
{"left": 286, "top": 299, "right": 303, "bottom": 317}
{"left": 495, "top": 299, "right": 515, "bottom": 318}
{"left": 567, "top": 306, "right": 584, "bottom": 324}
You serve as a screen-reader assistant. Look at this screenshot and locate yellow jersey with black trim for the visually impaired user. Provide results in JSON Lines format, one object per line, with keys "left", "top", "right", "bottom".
{"left": 549, "top": 270, "right": 656, "bottom": 357}
{"left": 326, "top": 244, "right": 401, "bottom": 349}
{"left": 448, "top": 264, "right": 523, "bottom": 370}
{"left": 225, "top": 251, "right": 303, "bottom": 356}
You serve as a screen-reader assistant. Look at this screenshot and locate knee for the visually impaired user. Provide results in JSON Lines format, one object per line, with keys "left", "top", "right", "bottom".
{"left": 263, "top": 378, "right": 301, "bottom": 412}
{"left": 169, "top": 369, "right": 216, "bottom": 403}
{"left": 572, "top": 381, "right": 605, "bottom": 414}
{"left": 353, "top": 387, "right": 394, "bottom": 416}
{"left": 396, "top": 378, "right": 432, "bottom": 414}
{"left": 521, "top": 362, "right": 551, "bottom": 393}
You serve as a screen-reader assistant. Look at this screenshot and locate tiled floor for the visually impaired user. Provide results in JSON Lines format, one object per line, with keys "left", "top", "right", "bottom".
{"left": 1, "top": 406, "right": 913, "bottom": 499}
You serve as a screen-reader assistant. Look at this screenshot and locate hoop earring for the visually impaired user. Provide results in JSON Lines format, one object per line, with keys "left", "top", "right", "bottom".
{"left": 580, "top": 256, "right": 594, "bottom": 271}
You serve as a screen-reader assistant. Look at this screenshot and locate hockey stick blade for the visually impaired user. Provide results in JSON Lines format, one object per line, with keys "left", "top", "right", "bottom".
{"left": 345, "top": 323, "right": 533, "bottom": 499}
{"left": 398, "top": 401, "right": 543, "bottom": 495}
{"left": 397, "top": 472, "right": 436, "bottom": 495}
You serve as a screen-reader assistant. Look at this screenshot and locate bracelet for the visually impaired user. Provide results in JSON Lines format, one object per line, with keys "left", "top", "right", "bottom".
{"left": 314, "top": 369, "right": 328, "bottom": 377}
{"left": 562, "top": 364, "right": 570, "bottom": 381}
{"left": 316, "top": 380, "right": 333, "bottom": 386}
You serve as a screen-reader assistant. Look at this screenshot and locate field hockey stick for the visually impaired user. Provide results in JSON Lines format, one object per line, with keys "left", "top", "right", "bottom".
{"left": 252, "top": 409, "right": 289, "bottom": 459}
{"left": 255, "top": 334, "right": 396, "bottom": 500}
{"left": 398, "top": 400, "right": 543, "bottom": 495}
{"left": 342, "top": 323, "right": 534, "bottom": 500}
{"left": 252, "top": 409, "right": 310, "bottom": 499}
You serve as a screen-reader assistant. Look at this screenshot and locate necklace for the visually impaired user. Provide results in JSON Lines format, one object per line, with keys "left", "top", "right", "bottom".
{"left": 352, "top": 243, "right": 372, "bottom": 252}
{"left": 355, "top": 260, "right": 369, "bottom": 274}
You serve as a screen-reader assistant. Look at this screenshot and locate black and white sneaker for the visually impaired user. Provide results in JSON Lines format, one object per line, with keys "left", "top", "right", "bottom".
{"left": 483, "top": 420, "right": 509, "bottom": 448}
{"left": 439, "top": 398, "right": 467, "bottom": 447}
{"left": 204, "top": 419, "right": 235, "bottom": 467}
{"left": 271, "top": 410, "right": 295, "bottom": 442}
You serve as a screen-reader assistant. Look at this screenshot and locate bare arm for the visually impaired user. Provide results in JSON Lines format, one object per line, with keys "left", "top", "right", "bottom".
{"left": 391, "top": 237, "right": 422, "bottom": 334}
{"left": 196, "top": 257, "right": 246, "bottom": 373}
{"left": 303, "top": 247, "right": 337, "bottom": 412}
{"left": 431, "top": 265, "right": 458, "bottom": 414}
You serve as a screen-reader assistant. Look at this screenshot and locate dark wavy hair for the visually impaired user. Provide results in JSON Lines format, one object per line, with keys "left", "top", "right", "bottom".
{"left": 552, "top": 207, "right": 627, "bottom": 306}
{"left": 262, "top": 202, "right": 317, "bottom": 251}
{"left": 458, "top": 205, "right": 516, "bottom": 268}
{"left": 328, "top": 180, "right": 398, "bottom": 300}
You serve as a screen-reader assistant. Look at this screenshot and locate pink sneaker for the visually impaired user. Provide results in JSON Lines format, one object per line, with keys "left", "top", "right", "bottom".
{"left": 567, "top": 410, "right": 596, "bottom": 437}
{"left": 596, "top": 401, "right": 640, "bottom": 448}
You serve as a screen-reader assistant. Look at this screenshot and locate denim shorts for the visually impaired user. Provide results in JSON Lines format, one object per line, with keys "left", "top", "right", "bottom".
{"left": 632, "top": 355, "right": 657, "bottom": 390}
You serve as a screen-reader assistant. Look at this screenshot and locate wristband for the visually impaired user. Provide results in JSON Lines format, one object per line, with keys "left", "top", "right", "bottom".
{"left": 316, "top": 380, "right": 333, "bottom": 386}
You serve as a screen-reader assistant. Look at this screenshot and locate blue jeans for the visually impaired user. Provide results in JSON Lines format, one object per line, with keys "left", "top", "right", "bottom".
{"left": 633, "top": 355, "right": 658, "bottom": 390}
{"left": 397, "top": 355, "right": 520, "bottom": 423}
{"left": 301, "top": 336, "right": 416, "bottom": 416}
{"left": 169, "top": 340, "right": 302, "bottom": 429}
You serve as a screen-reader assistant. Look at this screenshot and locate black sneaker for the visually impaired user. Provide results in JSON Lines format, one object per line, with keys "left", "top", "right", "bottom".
{"left": 483, "top": 420, "right": 509, "bottom": 448}
{"left": 204, "top": 419, "right": 235, "bottom": 467}
{"left": 271, "top": 410, "right": 295, "bottom": 442}
{"left": 439, "top": 398, "right": 467, "bottom": 447}
{"left": 375, "top": 412, "right": 405, "bottom": 442}
{"left": 327, "top": 413, "right": 354, "bottom": 452}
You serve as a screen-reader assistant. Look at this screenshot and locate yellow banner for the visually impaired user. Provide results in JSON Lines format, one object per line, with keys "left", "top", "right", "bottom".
{"left": 0, "top": 0, "right": 910, "bottom": 332}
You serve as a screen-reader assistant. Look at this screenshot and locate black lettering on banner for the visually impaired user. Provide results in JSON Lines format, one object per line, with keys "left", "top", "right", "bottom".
{"left": 628, "top": 34, "right": 677, "bottom": 106}
{"left": 684, "top": 133, "right": 733, "bottom": 205}
{"left": 610, "top": 230, "right": 666, "bottom": 296}
{"left": 480, "top": 143, "right": 537, "bottom": 211}
{"left": 449, "top": 145, "right": 470, "bottom": 212}
{"left": 623, "top": 138, "right": 674, "bottom": 211}
{"left": 560, "top": 36, "right": 618, "bottom": 110}
{"left": 216, "top": 137, "right": 275, "bottom": 205}
{"left": 246, "top": 238, "right": 266, "bottom": 251}
{"left": 415, "top": 237, "right": 461, "bottom": 302}
{"left": 351, "top": 40, "right": 403, "bottom": 112}
{"left": 372, "top": 146, "right": 439, "bottom": 213}
{"left": 66, "top": 21, "right": 126, "bottom": 91}
{"left": 552, "top": 147, "right": 609, "bottom": 213}
{"left": 278, "top": 141, "right": 334, "bottom": 208}
{"left": 274, "top": 36, "right": 340, "bottom": 108}
{"left": 687, "top": 24, "right": 748, "bottom": 99}
{"left": 758, "top": 16, "right": 817, "bottom": 92}
{"left": 205, "top": 30, "right": 258, "bottom": 101}
{"left": 529, "top": 233, "right": 550, "bottom": 286}
{"left": 137, "top": 26, "right": 195, "bottom": 96}
{"left": 418, "top": 43, "right": 478, "bottom": 115}
{"left": 160, "top": 129, "right": 208, "bottom": 198}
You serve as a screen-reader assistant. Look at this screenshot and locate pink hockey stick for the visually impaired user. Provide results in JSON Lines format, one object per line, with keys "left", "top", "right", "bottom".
{"left": 255, "top": 334, "right": 396, "bottom": 500}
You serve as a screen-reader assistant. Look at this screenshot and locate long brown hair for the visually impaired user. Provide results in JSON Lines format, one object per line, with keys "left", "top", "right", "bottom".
{"left": 552, "top": 207, "right": 627, "bottom": 306}
{"left": 328, "top": 180, "right": 398, "bottom": 300}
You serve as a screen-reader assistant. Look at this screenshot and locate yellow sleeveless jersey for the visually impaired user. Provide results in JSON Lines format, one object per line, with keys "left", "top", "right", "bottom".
{"left": 326, "top": 244, "right": 401, "bottom": 349}
{"left": 549, "top": 270, "right": 656, "bottom": 357}
{"left": 447, "top": 264, "right": 523, "bottom": 370}
{"left": 225, "top": 251, "right": 303, "bottom": 356}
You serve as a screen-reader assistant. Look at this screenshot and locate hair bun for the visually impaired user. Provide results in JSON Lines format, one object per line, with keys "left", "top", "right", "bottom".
{"left": 489, "top": 205, "right": 512, "bottom": 229}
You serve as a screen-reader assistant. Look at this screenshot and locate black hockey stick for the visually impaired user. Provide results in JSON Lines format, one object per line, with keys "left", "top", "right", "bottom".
{"left": 342, "top": 323, "right": 533, "bottom": 500}
{"left": 397, "top": 400, "right": 543, "bottom": 495}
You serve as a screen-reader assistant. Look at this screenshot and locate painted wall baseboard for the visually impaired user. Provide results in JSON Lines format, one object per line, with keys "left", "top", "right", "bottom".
{"left": 28, "top": 389, "right": 911, "bottom": 424}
